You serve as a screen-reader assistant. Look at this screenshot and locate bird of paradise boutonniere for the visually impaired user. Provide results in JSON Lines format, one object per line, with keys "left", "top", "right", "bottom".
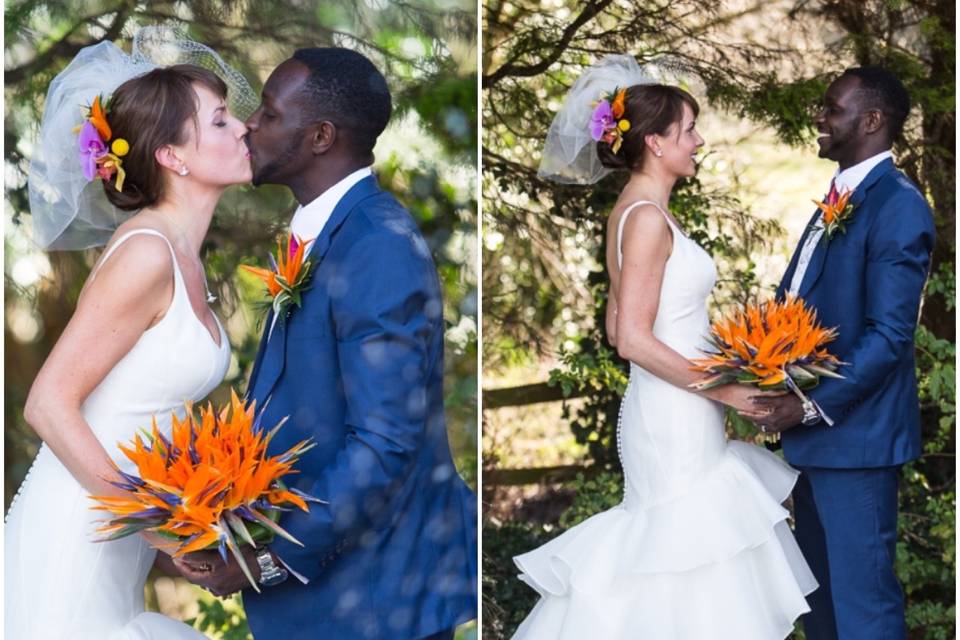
{"left": 241, "top": 233, "right": 315, "bottom": 319}
{"left": 813, "top": 186, "right": 855, "bottom": 239}
{"left": 689, "top": 296, "right": 846, "bottom": 405}
{"left": 90, "top": 390, "right": 324, "bottom": 592}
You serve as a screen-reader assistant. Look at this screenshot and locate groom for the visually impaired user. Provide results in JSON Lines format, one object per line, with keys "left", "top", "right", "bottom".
{"left": 751, "top": 68, "right": 934, "bottom": 639}
{"left": 177, "top": 48, "right": 477, "bottom": 639}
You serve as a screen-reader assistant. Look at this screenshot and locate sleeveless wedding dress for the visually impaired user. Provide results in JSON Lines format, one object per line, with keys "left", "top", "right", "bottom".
{"left": 511, "top": 202, "right": 818, "bottom": 639}
{"left": 5, "top": 229, "right": 230, "bottom": 639}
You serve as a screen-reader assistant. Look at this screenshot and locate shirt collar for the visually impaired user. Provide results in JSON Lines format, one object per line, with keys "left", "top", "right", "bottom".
{"left": 289, "top": 166, "right": 373, "bottom": 240}
{"left": 834, "top": 150, "right": 893, "bottom": 194}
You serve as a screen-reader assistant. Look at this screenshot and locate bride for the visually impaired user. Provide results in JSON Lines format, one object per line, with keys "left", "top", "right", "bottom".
{"left": 5, "top": 29, "right": 256, "bottom": 639}
{"left": 512, "top": 56, "right": 818, "bottom": 638}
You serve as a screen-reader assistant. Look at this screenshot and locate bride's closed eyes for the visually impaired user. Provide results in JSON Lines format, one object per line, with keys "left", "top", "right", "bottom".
{"left": 212, "top": 104, "right": 228, "bottom": 127}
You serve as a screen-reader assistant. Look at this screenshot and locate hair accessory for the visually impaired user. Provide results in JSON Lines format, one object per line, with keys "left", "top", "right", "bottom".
{"left": 75, "top": 94, "right": 130, "bottom": 192}
{"left": 589, "top": 87, "right": 631, "bottom": 154}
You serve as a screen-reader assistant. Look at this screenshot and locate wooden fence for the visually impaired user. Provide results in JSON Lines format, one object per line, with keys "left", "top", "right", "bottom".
{"left": 482, "top": 381, "right": 593, "bottom": 486}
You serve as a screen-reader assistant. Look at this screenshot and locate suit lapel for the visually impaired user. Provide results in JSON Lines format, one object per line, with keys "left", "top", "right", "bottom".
{"left": 796, "top": 224, "right": 829, "bottom": 297}
{"left": 846, "top": 157, "right": 893, "bottom": 209}
{"left": 245, "top": 308, "right": 273, "bottom": 402}
{"left": 250, "top": 311, "right": 287, "bottom": 404}
{"left": 249, "top": 175, "right": 383, "bottom": 405}
{"left": 795, "top": 158, "right": 896, "bottom": 298}
{"left": 777, "top": 210, "right": 822, "bottom": 299}
{"left": 305, "top": 175, "right": 381, "bottom": 264}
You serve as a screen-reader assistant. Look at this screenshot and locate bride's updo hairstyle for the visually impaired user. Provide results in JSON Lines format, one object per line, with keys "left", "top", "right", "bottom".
{"left": 102, "top": 64, "right": 227, "bottom": 210}
{"left": 597, "top": 84, "right": 699, "bottom": 171}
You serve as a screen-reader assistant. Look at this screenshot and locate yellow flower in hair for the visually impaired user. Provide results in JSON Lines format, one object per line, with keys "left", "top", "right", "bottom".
{"left": 618, "top": 119, "right": 631, "bottom": 132}
{"left": 111, "top": 138, "right": 129, "bottom": 157}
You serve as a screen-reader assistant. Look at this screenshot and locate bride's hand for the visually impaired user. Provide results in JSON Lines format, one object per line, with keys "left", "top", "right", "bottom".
{"left": 140, "top": 530, "right": 168, "bottom": 549}
{"left": 713, "top": 383, "right": 769, "bottom": 419}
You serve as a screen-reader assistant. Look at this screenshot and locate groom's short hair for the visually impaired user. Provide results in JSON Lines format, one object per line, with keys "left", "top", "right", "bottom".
{"left": 840, "top": 67, "right": 910, "bottom": 142}
{"left": 291, "top": 48, "right": 392, "bottom": 156}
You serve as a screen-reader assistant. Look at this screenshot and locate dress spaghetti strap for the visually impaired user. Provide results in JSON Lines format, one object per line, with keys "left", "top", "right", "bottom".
{"left": 89, "top": 228, "right": 177, "bottom": 283}
{"left": 616, "top": 200, "right": 675, "bottom": 267}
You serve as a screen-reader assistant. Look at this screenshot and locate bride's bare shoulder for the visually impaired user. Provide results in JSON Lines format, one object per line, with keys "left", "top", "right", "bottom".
{"left": 83, "top": 224, "right": 174, "bottom": 300}
{"left": 611, "top": 201, "right": 670, "bottom": 240}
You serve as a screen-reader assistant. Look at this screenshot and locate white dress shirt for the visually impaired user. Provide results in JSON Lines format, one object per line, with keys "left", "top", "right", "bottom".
{"left": 787, "top": 150, "right": 893, "bottom": 295}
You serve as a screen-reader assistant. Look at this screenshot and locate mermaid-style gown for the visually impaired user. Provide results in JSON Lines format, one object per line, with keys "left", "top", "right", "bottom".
{"left": 511, "top": 202, "right": 818, "bottom": 639}
{"left": 5, "top": 229, "right": 230, "bottom": 639}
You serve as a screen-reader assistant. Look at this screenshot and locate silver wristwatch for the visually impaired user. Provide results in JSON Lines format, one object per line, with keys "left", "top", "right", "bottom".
{"left": 255, "top": 547, "right": 289, "bottom": 587}
{"left": 800, "top": 399, "right": 821, "bottom": 426}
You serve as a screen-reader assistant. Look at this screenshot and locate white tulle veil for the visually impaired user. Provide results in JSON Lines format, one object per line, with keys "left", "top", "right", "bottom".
{"left": 28, "top": 26, "right": 259, "bottom": 250}
{"left": 537, "top": 55, "right": 688, "bottom": 185}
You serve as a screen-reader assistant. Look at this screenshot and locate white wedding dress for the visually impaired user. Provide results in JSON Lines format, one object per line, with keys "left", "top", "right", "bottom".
{"left": 511, "top": 202, "right": 818, "bottom": 639}
{"left": 5, "top": 229, "right": 230, "bottom": 639}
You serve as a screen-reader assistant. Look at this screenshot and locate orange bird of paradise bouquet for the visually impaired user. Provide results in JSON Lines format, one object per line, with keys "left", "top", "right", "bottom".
{"left": 689, "top": 296, "right": 845, "bottom": 401}
{"left": 241, "top": 233, "right": 314, "bottom": 318}
{"left": 90, "top": 390, "right": 323, "bottom": 591}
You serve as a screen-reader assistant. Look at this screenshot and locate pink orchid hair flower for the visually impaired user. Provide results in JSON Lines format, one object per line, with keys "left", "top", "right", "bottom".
{"left": 589, "top": 100, "right": 615, "bottom": 142}
{"left": 78, "top": 121, "right": 107, "bottom": 181}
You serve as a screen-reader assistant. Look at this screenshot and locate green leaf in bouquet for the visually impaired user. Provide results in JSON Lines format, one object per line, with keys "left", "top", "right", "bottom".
{"left": 245, "top": 508, "right": 305, "bottom": 547}
{"left": 224, "top": 510, "right": 257, "bottom": 548}
{"left": 787, "top": 364, "right": 818, "bottom": 387}
{"left": 803, "top": 363, "right": 845, "bottom": 379}
{"left": 735, "top": 371, "right": 761, "bottom": 384}
{"left": 220, "top": 523, "right": 260, "bottom": 593}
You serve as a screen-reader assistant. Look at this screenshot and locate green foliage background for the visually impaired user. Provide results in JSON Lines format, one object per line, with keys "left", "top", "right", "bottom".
{"left": 482, "top": 1, "right": 954, "bottom": 638}
{"left": 4, "top": 1, "right": 477, "bottom": 635}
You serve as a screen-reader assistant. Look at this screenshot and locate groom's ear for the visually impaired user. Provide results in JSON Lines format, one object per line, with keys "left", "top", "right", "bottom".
{"left": 309, "top": 121, "right": 337, "bottom": 155}
{"left": 861, "top": 109, "right": 884, "bottom": 136}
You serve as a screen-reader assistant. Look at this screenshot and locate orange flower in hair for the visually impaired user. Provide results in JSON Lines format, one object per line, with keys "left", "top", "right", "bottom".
{"left": 611, "top": 89, "right": 626, "bottom": 119}
{"left": 89, "top": 95, "right": 112, "bottom": 142}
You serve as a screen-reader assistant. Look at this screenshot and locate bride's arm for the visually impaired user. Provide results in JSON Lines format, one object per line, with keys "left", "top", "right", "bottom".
{"left": 22, "top": 236, "right": 173, "bottom": 503}
{"left": 605, "top": 291, "right": 618, "bottom": 347}
{"left": 614, "top": 207, "right": 761, "bottom": 416}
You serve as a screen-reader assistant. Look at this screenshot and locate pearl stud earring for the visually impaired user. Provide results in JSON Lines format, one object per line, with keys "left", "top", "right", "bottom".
{"left": 179, "top": 166, "right": 189, "bottom": 176}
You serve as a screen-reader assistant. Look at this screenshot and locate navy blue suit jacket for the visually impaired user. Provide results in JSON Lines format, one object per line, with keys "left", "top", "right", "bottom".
{"left": 776, "top": 158, "right": 934, "bottom": 468}
{"left": 243, "top": 175, "right": 477, "bottom": 639}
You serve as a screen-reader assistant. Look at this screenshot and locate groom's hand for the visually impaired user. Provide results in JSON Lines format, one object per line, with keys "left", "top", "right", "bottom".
{"left": 748, "top": 393, "right": 804, "bottom": 434}
{"left": 173, "top": 547, "right": 262, "bottom": 597}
